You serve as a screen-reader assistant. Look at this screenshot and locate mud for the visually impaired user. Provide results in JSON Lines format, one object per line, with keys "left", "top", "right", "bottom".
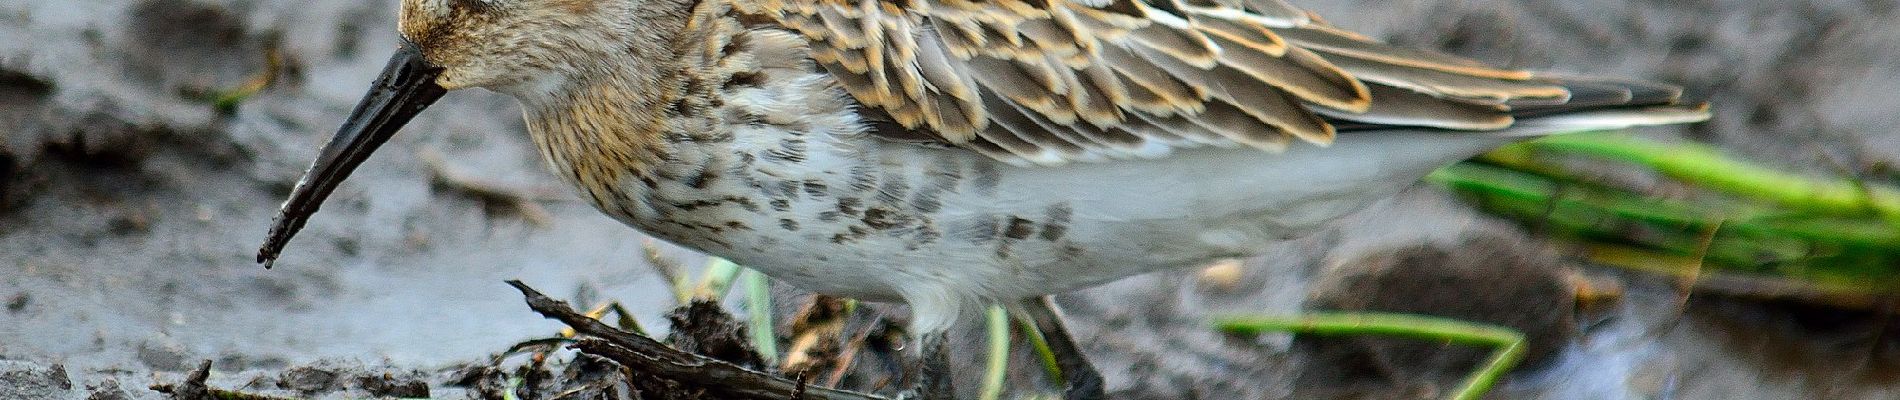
{"left": 2, "top": 0, "right": 1896, "bottom": 399}
{"left": 1296, "top": 235, "right": 1582, "bottom": 398}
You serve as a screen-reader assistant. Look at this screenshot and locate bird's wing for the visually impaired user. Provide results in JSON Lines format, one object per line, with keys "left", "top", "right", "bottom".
{"left": 731, "top": 0, "right": 1701, "bottom": 165}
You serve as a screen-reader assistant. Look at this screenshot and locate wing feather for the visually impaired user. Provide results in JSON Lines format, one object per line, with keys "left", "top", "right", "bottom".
{"left": 737, "top": 0, "right": 1704, "bottom": 165}
{"left": 984, "top": 90, "right": 1093, "bottom": 156}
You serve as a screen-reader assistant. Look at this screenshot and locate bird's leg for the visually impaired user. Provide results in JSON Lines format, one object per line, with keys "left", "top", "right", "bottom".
{"left": 905, "top": 329, "right": 957, "bottom": 399}
{"left": 1019, "top": 296, "right": 1105, "bottom": 400}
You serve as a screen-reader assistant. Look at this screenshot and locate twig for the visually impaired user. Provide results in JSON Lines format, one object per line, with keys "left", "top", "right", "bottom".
{"left": 505, "top": 337, "right": 575, "bottom": 354}
{"left": 793, "top": 372, "right": 810, "bottom": 400}
{"left": 824, "top": 318, "right": 878, "bottom": 388}
{"left": 506, "top": 280, "right": 886, "bottom": 400}
{"left": 561, "top": 302, "right": 647, "bottom": 341}
{"left": 150, "top": 360, "right": 214, "bottom": 400}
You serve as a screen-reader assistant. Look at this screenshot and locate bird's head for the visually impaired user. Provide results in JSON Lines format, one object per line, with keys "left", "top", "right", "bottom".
{"left": 397, "top": 0, "right": 658, "bottom": 96}
{"left": 256, "top": 0, "right": 677, "bottom": 267}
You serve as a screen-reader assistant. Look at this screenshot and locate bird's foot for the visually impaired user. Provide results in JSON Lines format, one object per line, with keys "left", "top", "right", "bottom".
{"left": 900, "top": 330, "right": 957, "bottom": 400}
{"left": 1021, "top": 296, "right": 1106, "bottom": 400}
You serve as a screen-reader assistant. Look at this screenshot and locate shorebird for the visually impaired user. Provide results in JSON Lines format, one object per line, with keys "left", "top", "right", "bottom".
{"left": 257, "top": 0, "right": 1708, "bottom": 397}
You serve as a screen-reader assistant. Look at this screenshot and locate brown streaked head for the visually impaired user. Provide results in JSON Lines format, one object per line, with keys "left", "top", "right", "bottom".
{"left": 258, "top": 0, "right": 649, "bottom": 267}
{"left": 397, "top": 0, "right": 653, "bottom": 96}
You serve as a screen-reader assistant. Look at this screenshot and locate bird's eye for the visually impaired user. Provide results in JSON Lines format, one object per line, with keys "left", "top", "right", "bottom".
{"left": 449, "top": 0, "right": 509, "bottom": 14}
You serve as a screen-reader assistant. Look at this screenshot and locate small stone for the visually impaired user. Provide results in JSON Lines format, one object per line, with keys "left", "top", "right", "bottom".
{"left": 279, "top": 365, "right": 339, "bottom": 392}
{"left": 137, "top": 336, "right": 189, "bottom": 371}
{"left": 357, "top": 373, "right": 430, "bottom": 398}
{"left": 0, "top": 360, "right": 74, "bottom": 399}
{"left": 1195, "top": 258, "right": 1247, "bottom": 292}
{"left": 5, "top": 292, "right": 26, "bottom": 313}
{"left": 85, "top": 378, "right": 133, "bottom": 400}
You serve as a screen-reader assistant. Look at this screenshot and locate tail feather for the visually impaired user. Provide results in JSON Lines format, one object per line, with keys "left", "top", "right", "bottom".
{"left": 1331, "top": 76, "right": 1709, "bottom": 134}
{"left": 1509, "top": 76, "right": 1687, "bottom": 116}
{"left": 1491, "top": 103, "right": 1711, "bottom": 137}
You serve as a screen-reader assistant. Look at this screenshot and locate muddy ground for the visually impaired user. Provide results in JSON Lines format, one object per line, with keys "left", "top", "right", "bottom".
{"left": 1, "top": 0, "right": 1895, "bottom": 399}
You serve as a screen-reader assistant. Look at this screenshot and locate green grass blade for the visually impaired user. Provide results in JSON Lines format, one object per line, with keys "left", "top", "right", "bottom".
{"left": 1528, "top": 134, "right": 1900, "bottom": 220}
{"left": 1016, "top": 316, "right": 1066, "bottom": 384}
{"left": 979, "top": 305, "right": 1012, "bottom": 400}
{"left": 742, "top": 269, "right": 778, "bottom": 364}
{"left": 694, "top": 257, "right": 744, "bottom": 300}
{"left": 1216, "top": 312, "right": 1526, "bottom": 400}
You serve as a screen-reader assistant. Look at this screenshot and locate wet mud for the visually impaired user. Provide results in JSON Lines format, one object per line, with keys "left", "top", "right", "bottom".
{"left": 2, "top": 0, "right": 1896, "bottom": 398}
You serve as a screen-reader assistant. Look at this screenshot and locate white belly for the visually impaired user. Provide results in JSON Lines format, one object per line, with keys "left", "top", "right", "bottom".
{"left": 618, "top": 130, "right": 1506, "bottom": 329}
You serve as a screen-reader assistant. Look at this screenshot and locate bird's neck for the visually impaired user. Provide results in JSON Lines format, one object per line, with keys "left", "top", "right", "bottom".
{"left": 512, "top": 1, "right": 878, "bottom": 244}
{"left": 519, "top": 79, "right": 682, "bottom": 211}
{"left": 514, "top": 0, "right": 749, "bottom": 212}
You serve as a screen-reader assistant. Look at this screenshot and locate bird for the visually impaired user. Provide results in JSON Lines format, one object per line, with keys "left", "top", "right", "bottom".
{"left": 255, "top": 0, "right": 1709, "bottom": 398}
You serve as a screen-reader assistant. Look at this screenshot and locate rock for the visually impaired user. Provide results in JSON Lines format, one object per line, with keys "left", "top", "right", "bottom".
{"left": 356, "top": 372, "right": 429, "bottom": 398}
{"left": 137, "top": 336, "right": 189, "bottom": 372}
{"left": 84, "top": 378, "right": 133, "bottom": 400}
{"left": 5, "top": 292, "right": 26, "bottom": 313}
{"left": 278, "top": 365, "right": 340, "bottom": 392}
{"left": 0, "top": 360, "right": 74, "bottom": 399}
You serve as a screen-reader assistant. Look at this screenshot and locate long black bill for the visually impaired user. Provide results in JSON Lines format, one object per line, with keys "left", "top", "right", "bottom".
{"left": 257, "top": 41, "right": 446, "bottom": 268}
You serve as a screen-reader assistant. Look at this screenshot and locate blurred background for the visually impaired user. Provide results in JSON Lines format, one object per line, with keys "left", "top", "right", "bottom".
{"left": 0, "top": 0, "right": 1894, "bottom": 398}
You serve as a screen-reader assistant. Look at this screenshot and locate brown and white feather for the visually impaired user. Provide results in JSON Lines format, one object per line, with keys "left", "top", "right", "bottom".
{"left": 730, "top": 0, "right": 1699, "bottom": 165}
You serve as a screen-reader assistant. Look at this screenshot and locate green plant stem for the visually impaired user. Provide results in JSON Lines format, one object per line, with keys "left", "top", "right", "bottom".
{"left": 979, "top": 306, "right": 1012, "bottom": 400}
{"left": 695, "top": 257, "right": 744, "bottom": 300}
{"left": 1016, "top": 316, "right": 1066, "bottom": 385}
{"left": 1433, "top": 160, "right": 1900, "bottom": 287}
{"left": 606, "top": 302, "right": 647, "bottom": 336}
{"left": 665, "top": 267, "right": 693, "bottom": 306}
{"left": 1528, "top": 134, "right": 1900, "bottom": 222}
{"left": 1431, "top": 162, "right": 1900, "bottom": 258}
{"left": 742, "top": 269, "right": 777, "bottom": 364}
{"left": 503, "top": 376, "right": 525, "bottom": 400}
{"left": 1216, "top": 312, "right": 1526, "bottom": 400}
